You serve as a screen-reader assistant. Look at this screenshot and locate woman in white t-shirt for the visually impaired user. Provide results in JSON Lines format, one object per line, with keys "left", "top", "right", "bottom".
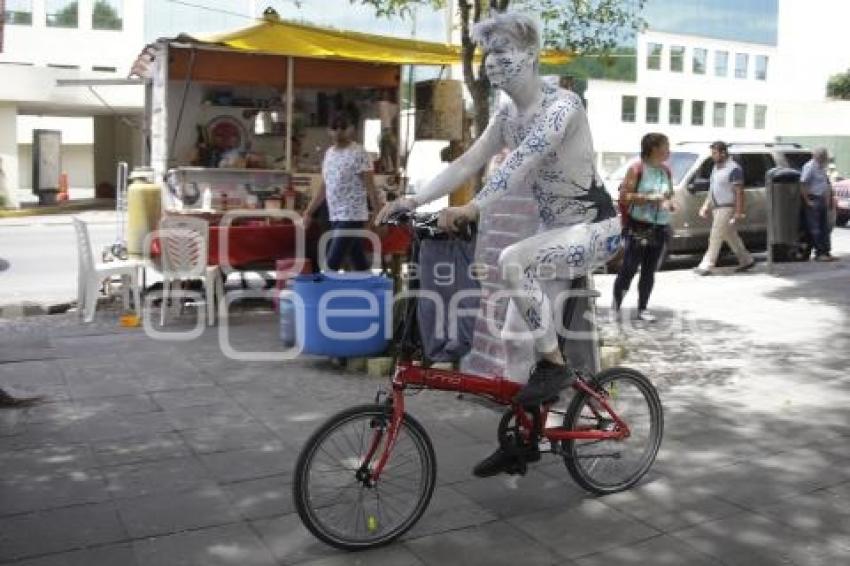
{"left": 303, "top": 115, "right": 380, "bottom": 271}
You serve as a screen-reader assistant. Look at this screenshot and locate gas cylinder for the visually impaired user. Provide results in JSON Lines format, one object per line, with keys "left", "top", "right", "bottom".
{"left": 126, "top": 167, "right": 162, "bottom": 258}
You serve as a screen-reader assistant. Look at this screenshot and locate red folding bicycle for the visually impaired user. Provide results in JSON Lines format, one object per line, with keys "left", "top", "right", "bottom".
{"left": 292, "top": 212, "right": 663, "bottom": 550}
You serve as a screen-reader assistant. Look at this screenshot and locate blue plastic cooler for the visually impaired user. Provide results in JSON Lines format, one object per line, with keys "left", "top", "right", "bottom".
{"left": 283, "top": 273, "right": 392, "bottom": 357}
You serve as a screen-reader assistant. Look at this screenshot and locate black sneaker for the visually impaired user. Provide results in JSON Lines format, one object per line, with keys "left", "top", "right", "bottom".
{"left": 472, "top": 445, "right": 541, "bottom": 478}
{"left": 513, "top": 361, "right": 573, "bottom": 407}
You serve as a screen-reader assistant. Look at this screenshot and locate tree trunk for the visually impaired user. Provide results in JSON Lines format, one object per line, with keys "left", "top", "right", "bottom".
{"left": 459, "top": 0, "right": 496, "bottom": 191}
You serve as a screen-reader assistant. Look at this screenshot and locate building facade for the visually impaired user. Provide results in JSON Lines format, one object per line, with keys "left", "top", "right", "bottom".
{"left": 0, "top": 0, "right": 445, "bottom": 207}
{"left": 0, "top": 0, "right": 145, "bottom": 206}
{"left": 583, "top": 0, "right": 850, "bottom": 175}
{"left": 587, "top": 29, "right": 778, "bottom": 173}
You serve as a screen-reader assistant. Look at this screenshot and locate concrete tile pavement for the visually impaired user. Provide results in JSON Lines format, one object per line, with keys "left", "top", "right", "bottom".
{"left": 0, "top": 251, "right": 849, "bottom": 564}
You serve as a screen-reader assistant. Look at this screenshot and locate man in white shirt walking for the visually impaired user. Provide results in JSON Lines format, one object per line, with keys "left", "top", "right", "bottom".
{"left": 695, "top": 141, "right": 755, "bottom": 275}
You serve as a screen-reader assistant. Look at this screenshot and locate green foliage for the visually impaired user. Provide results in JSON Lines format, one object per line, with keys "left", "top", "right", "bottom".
{"left": 48, "top": 1, "right": 78, "bottom": 27}
{"left": 826, "top": 69, "right": 850, "bottom": 100}
{"left": 354, "top": 0, "right": 646, "bottom": 156}
{"left": 92, "top": 1, "right": 122, "bottom": 30}
{"left": 520, "top": 0, "right": 646, "bottom": 53}
{"left": 352, "top": 0, "right": 445, "bottom": 19}
{"left": 543, "top": 46, "right": 638, "bottom": 82}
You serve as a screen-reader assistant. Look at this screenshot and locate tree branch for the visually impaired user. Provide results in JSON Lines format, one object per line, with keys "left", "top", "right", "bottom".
{"left": 458, "top": 0, "right": 477, "bottom": 97}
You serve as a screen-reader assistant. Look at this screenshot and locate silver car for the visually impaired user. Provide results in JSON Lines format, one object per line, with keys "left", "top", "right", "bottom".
{"left": 604, "top": 142, "right": 813, "bottom": 256}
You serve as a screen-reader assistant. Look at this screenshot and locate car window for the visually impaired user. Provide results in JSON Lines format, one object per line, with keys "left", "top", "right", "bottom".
{"left": 783, "top": 151, "right": 812, "bottom": 171}
{"left": 667, "top": 152, "right": 698, "bottom": 184}
{"left": 731, "top": 153, "right": 776, "bottom": 187}
{"left": 696, "top": 157, "right": 713, "bottom": 180}
{"left": 604, "top": 151, "right": 698, "bottom": 190}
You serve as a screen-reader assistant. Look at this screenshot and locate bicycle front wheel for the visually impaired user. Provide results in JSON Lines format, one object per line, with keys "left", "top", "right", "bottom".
{"left": 563, "top": 367, "right": 663, "bottom": 495}
{"left": 292, "top": 404, "right": 436, "bottom": 550}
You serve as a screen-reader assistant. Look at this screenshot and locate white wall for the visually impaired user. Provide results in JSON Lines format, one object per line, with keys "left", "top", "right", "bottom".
{"left": 0, "top": 1, "right": 145, "bottom": 115}
{"left": 587, "top": 30, "right": 778, "bottom": 170}
{"left": 0, "top": 104, "right": 19, "bottom": 207}
{"left": 0, "top": 0, "right": 144, "bottom": 72}
{"left": 774, "top": 100, "right": 850, "bottom": 137}
{"left": 774, "top": 0, "right": 850, "bottom": 103}
{"left": 17, "top": 144, "right": 94, "bottom": 190}
{"left": 17, "top": 116, "right": 94, "bottom": 144}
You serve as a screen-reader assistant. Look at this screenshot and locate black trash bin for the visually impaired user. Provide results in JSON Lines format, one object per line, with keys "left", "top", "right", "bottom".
{"left": 765, "top": 167, "right": 804, "bottom": 262}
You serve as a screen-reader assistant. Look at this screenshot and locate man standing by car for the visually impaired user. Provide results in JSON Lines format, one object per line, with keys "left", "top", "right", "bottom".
{"left": 801, "top": 147, "right": 838, "bottom": 262}
{"left": 695, "top": 141, "right": 755, "bottom": 275}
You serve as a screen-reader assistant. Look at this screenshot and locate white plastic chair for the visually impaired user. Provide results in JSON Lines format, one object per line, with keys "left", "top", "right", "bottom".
{"left": 158, "top": 215, "right": 219, "bottom": 326}
{"left": 73, "top": 217, "right": 144, "bottom": 323}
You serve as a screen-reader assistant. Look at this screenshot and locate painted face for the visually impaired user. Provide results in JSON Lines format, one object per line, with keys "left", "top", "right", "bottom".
{"left": 482, "top": 31, "right": 532, "bottom": 90}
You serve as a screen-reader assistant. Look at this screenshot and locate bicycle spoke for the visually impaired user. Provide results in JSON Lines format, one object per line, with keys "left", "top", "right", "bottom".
{"left": 563, "top": 372, "right": 661, "bottom": 494}
{"left": 295, "top": 408, "right": 435, "bottom": 549}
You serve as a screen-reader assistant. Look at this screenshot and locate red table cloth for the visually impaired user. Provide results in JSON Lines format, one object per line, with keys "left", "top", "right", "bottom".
{"left": 151, "top": 223, "right": 411, "bottom": 268}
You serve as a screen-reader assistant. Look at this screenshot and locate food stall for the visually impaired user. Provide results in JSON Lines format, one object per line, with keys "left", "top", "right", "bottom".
{"left": 133, "top": 11, "right": 570, "bottom": 274}
{"left": 135, "top": 12, "right": 477, "bottom": 272}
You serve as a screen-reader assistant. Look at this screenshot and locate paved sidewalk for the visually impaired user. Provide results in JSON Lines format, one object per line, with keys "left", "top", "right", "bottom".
{"left": 1, "top": 258, "right": 849, "bottom": 565}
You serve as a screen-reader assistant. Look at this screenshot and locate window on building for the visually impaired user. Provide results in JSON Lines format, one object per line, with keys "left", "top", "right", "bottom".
{"left": 692, "top": 100, "right": 705, "bottom": 126}
{"left": 735, "top": 53, "right": 749, "bottom": 79}
{"left": 692, "top": 48, "right": 707, "bottom": 74}
{"left": 713, "top": 102, "right": 727, "bottom": 127}
{"left": 754, "top": 104, "right": 767, "bottom": 129}
{"left": 92, "top": 65, "right": 117, "bottom": 72}
{"left": 46, "top": 0, "right": 78, "bottom": 27}
{"left": 714, "top": 50, "right": 728, "bottom": 77}
{"left": 670, "top": 46, "right": 685, "bottom": 72}
{"left": 755, "top": 55, "right": 768, "bottom": 80}
{"left": 734, "top": 103, "right": 747, "bottom": 128}
{"left": 3, "top": 0, "right": 32, "bottom": 24}
{"left": 47, "top": 63, "right": 80, "bottom": 69}
{"left": 93, "top": 0, "right": 122, "bottom": 30}
{"left": 621, "top": 96, "right": 637, "bottom": 123}
{"left": 669, "top": 99, "right": 683, "bottom": 125}
{"left": 647, "top": 43, "right": 662, "bottom": 70}
{"left": 646, "top": 97, "right": 660, "bottom": 124}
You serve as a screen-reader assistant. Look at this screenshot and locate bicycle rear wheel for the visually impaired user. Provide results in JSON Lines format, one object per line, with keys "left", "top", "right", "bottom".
{"left": 293, "top": 404, "right": 436, "bottom": 550}
{"left": 562, "top": 367, "right": 663, "bottom": 495}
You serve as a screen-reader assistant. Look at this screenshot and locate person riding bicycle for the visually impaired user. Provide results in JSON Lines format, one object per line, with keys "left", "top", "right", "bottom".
{"left": 375, "top": 12, "right": 619, "bottom": 476}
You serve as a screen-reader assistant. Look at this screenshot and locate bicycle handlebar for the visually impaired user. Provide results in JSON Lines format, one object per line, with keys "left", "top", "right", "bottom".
{"left": 384, "top": 210, "right": 476, "bottom": 242}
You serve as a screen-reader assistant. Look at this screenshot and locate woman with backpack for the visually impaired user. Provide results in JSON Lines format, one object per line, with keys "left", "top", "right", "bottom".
{"left": 613, "top": 132, "right": 676, "bottom": 322}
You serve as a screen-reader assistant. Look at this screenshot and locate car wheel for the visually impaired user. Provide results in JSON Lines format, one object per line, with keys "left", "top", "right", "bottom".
{"left": 836, "top": 213, "right": 850, "bottom": 227}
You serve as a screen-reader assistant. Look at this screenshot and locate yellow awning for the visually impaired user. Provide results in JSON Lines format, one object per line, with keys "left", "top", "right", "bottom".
{"left": 192, "top": 14, "right": 572, "bottom": 66}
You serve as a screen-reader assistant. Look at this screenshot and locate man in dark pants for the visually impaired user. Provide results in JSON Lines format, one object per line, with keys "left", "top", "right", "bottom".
{"left": 801, "top": 147, "right": 837, "bottom": 262}
{"left": 303, "top": 115, "right": 380, "bottom": 271}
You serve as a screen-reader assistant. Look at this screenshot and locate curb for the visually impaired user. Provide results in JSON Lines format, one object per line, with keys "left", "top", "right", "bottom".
{"left": 0, "top": 301, "right": 74, "bottom": 319}
{"left": 0, "top": 199, "right": 115, "bottom": 219}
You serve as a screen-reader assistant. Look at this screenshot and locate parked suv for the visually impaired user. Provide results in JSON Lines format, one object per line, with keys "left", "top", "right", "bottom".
{"left": 604, "top": 142, "right": 813, "bottom": 256}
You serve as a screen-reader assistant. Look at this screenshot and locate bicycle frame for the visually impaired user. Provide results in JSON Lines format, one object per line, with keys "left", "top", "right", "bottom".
{"left": 367, "top": 214, "right": 630, "bottom": 482}
{"left": 367, "top": 362, "right": 631, "bottom": 481}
